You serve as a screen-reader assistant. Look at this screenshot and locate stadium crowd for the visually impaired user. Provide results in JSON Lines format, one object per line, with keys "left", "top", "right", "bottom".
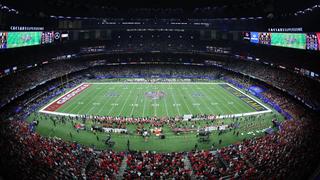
{"left": 0, "top": 64, "right": 320, "bottom": 179}
{"left": 124, "top": 152, "right": 190, "bottom": 179}
{"left": 85, "top": 151, "right": 124, "bottom": 179}
{"left": 186, "top": 114, "right": 319, "bottom": 179}
{"left": 188, "top": 151, "right": 226, "bottom": 178}
{"left": 0, "top": 120, "right": 94, "bottom": 179}
{"left": 2, "top": 61, "right": 319, "bottom": 113}
{"left": 0, "top": 61, "right": 88, "bottom": 108}
{"left": 223, "top": 60, "right": 320, "bottom": 110}
{"left": 225, "top": 74, "right": 306, "bottom": 120}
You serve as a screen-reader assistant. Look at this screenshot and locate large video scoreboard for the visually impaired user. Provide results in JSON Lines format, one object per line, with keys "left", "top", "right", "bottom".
{"left": 7, "top": 32, "right": 42, "bottom": 48}
{"left": 0, "top": 32, "right": 8, "bottom": 48}
{"left": 271, "top": 33, "right": 306, "bottom": 50}
{"left": 306, "top": 33, "right": 319, "bottom": 50}
{"left": 0, "top": 31, "right": 58, "bottom": 49}
{"left": 244, "top": 31, "right": 320, "bottom": 51}
{"left": 318, "top": 33, "right": 320, "bottom": 51}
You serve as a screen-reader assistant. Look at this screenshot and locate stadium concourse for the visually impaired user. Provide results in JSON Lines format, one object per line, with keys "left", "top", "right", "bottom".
{"left": 0, "top": 63, "right": 319, "bottom": 179}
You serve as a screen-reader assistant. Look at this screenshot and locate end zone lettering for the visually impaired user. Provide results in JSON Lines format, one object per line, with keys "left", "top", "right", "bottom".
{"left": 44, "top": 84, "right": 91, "bottom": 112}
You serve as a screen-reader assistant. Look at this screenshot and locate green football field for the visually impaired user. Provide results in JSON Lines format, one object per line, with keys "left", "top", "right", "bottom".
{"left": 31, "top": 82, "right": 282, "bottom": 152}
{"left": 7, "top": 32, "right": 41, "bottom": 48}
{"left": 271, "top": 33, "right": 306, "bottom": 50}
{"left": 40, "top": 82, "right": 270, "bottom": 117}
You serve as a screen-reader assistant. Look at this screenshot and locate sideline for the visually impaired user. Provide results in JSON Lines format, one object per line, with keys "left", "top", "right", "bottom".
{"left": 39, "top": 82, "right": 272, "bottom": 118}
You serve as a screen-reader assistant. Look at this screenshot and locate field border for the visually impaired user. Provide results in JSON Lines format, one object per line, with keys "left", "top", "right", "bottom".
{"left": 39, "top": 82, "right": 272, "bottom": 118}
{"left": 39, "top": 83, "right": 86, "bottom": 114}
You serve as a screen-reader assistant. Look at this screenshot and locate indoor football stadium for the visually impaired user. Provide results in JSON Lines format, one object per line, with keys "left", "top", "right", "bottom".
{"left": 0, "top": 0, "right": 320, "bottom": 179}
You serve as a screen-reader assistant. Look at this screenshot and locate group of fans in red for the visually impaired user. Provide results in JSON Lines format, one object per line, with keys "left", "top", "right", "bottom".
{"left": 0, "top": 63, "right": 319, "bottom": 179}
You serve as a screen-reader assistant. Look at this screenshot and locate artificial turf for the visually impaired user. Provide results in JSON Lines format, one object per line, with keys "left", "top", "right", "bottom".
{"left": 29, "top": 81, "right": 283, "bottom": 152}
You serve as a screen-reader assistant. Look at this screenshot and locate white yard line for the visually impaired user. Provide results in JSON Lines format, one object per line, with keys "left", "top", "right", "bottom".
{"left": 142, "top": 84, "right": 149, "bottom": 117}
{"left": 176, "top": 84, "right": 194, "bottom": 114}
{"left": 142, "top": 93, "right": 147, "bottom": 117}
{"left": 130, "top": 95, "right": 140, "bottom": 116}
{"left": 226, "top": 83, "right": 272, "bottom": 112}
{"left": 209, "top": 86, "right": 237, "bottom": 114}
{"left": 86, "top": 107, "right": 96, "bottom": 115}
{"left": 118, "top": 90, "right": 133, "bottom": 116}
{"left": 152, "top": 85, "right": 158, "bottom": 117}
{"left": 76, "top": 85, "right": 106, "bottom": 115}
{"left": 215, "top": 85, "right": 245, "bottom": 113}
{"left": 163, "top": 92, "right": 170, "bottom": 117}
{"left": 193, "top": 84, "right": 217, "bottom": 113}
{"left": 182, "top": 84, "right": 204, "bottom": 114}
{"left": 96, "top": 84, "right": 117, "bottom": 114}
{"left": 200, "top": 85, "right": 224, "bottom": 114}
{"left": 169, "top": 84, "right": 182, "bottom": 115}
{"left": 40, "top": 82, "right": 272, "bottom": 119}
{"left": 106, "top": 87, "right": 126, "bottom": 115}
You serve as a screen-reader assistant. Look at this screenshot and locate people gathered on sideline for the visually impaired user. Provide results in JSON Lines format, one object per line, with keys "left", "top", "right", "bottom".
{"left": 0, "top": 65, "right": 319, "bottom": 179}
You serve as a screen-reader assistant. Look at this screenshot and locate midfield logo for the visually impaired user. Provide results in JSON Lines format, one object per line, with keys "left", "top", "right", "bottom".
{"left": 144, "top": 91, "right": 166, "bottom": 100}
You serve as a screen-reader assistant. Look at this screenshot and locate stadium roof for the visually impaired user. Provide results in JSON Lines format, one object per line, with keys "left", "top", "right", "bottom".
{"left": 1, "top": 0, "right": 318, "bottom": 18}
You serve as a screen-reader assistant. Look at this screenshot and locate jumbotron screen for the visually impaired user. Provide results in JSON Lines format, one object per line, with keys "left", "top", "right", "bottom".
{"left": 41, "top": 31, "right": 55, "bottom": 44}
{"left": 317, "top": 32, "right": 320, "bottom": 51}
{"left": 258, "top": 32, "right": 271, "bottom": 45}
{"left": 7, "top": 32, "right": 42, "bottom": 48}
{"left": 0, "top": 32, "right": 8, "bottom": 49}
{"left": 306, "top": 33, "right": 318, "bottom": 50}
{"left": 250, "top": 32, "right": 259, "bottom": 43}
{"left": 271, "top": 33, "right": 306, "bottom": 50}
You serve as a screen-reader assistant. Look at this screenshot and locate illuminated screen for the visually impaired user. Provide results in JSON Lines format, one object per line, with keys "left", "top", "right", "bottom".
{"left": 0, "top": 32, "right": 8, "bottom": 49}
{"left": 306, "top": 33, "right": 318, "bottom": 50}
{"left": 41, "top": 31, "right": 54, "bottom": 44}
{"left": 61, "top": 33, "right": 69, "bottom": 38}
{"left": 250, "top": 32, "right": 259, "bottom": 43}
{"left": 258, "top": 32, "right": 271, "bottom": 45}
{"left": 317, "top": 33, "right": 320, "bottom": 51}
{"left": 243, "top": 32, "right": 250, "bottom": 41}
{"left": 53, "top": 32, "right": 61, "bottom": 42}
{"left": 7, "top": 32, "right": 42, "bottom": 48}
{"left": 271, "top": 33, "right": 306, "bottom": 50}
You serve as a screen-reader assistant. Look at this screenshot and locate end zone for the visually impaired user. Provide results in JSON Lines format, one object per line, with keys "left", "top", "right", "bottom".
{"left": 39, "top": 83, "right": 91, "bottom": 114}
{"left": 39, "top": 82, "right": 272, "bottom": 118}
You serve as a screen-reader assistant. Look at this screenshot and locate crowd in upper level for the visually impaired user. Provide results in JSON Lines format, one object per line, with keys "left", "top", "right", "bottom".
{"left": 0, "top": 63, "right": 319, "bottom": 178}
{"left": 1, "top": 61, "right": 319, "bottom": 112}
{"left": 223, "top": 60, "right": 320, "bottom": 109}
